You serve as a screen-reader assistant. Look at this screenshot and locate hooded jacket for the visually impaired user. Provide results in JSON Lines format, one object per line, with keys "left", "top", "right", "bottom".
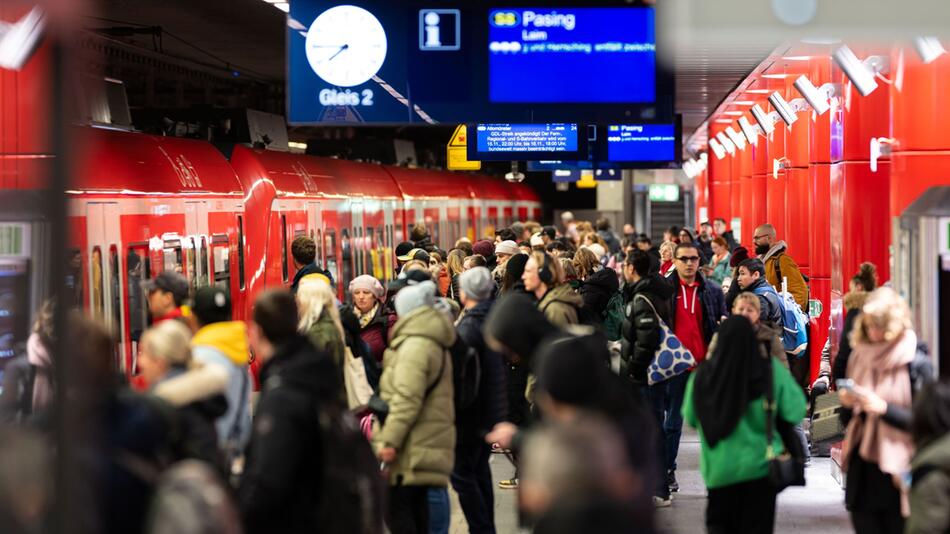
{"left": 743, "top": 276, "right": 784, "bottom": 327}
{"left": 239, "top": 335, "right": 341, "bottom": 534}
{"left": 190, "top": 321, "right": 253, "bottom": 452}
{"left": 907, "top": 432, "right": 950, "bottom": 534}
{"left": 374, "top": 306, "right": 457, "bottom": 487}
{"left": 538, "top": 283, "right": 584, "bottom": 328}
{"left": 761, "top": 241, "right": 808, "bottom": 311}
{"left": 290, "top": 262, "right": 335, "bottom": 294}
{"left": 578, "top": 267, "right": 620, "bottom": 321}
{"left": 455, "top": 299, "right": 508, "bottom": 440}
{"left": 621, "top": 274, "right": 674, "bottom": 384}
{"left": 666, "top": 271, "right": 726, "bottom": 345}
{"left": 151, "top": 367, "right": 228, "bottom": 473}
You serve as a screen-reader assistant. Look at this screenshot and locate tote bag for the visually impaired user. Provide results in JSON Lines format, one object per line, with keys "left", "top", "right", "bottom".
{"left": 634, "top": 294, "right": 698, "bottom": 385}
{"left": 343, "top": 346, "right": 374, "bottom": 409}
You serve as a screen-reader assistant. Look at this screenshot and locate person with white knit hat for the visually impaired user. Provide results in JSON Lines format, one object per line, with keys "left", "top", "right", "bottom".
{"left": 492, "top": 240, "right": 521, "bottom": 287}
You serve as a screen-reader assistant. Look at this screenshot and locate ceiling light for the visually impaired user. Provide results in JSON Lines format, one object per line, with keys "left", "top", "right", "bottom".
{"left": 723, "top": 111, "right": 744, "bottom": 116}
{"left": 745, "top": 89, "right": 771, "bottom": 94}
{"left": 914, "top": 37, "right": 946, "bottom": 64}
{"left": 732, "top": 100, "right": 755, "bottom": 106}
{"left": 751, "top": 104, "right": 776, "bottom": 135}
{"left": 709, "top": 138, "right": 726, "bottom": 160}
{"left": 833, "top": 44, "right": 888, "bottom": 97}
{"left": 793, "top": 75, "right": 838, "bottom": 115}
{"left": 715, "top": 132, "right": 736, "bottom": 155}
{"left": 768, "top": 92, "right": 799, "bottom": 126}
{"left": 714, "top": 118, "right": 734, "bottom": 124}
{"left": 738, "top": 116, "right": 759, "bottom": 146}
{"left": 761, "top": 74, "right": 791, "bottom": 79}
{"left": 782, "top": 55, "right": 812, "bottom": 61}
{"left": 725, "top": 127, "right": 747, "bottom": 151}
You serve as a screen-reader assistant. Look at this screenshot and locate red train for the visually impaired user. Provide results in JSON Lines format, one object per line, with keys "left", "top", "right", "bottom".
{"left": 2, "top": 126, "right": 540, "bottom": 378}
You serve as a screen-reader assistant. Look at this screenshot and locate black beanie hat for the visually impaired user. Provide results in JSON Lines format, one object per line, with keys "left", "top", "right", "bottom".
{"left": 484, "top": 294, "right": 555, "bottom": 362}
{"left": 534, "top": 333, "right": 611, "bottom": 406}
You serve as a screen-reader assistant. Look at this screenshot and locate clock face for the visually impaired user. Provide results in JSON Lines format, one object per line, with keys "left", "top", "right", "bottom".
{"left": 305, "top": 5, "right": 388, "bottom": 88}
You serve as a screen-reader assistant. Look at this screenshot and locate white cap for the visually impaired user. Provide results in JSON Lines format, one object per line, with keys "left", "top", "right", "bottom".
{"left": 530, "top": 233, "right": 545, "bottom": 247}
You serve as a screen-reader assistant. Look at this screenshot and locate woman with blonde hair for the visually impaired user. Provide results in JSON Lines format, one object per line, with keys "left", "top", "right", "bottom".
{"left": 297, "top": 278, "right": 346, "bottom": 375}
{"left": 659, "top": 241, "right": 677, "bottom": 277}
{"left": 446, "top": 249, "right": 467, "bottom": 304}
{"left": 840, "top": 287, "right": 933, "bottom": 534}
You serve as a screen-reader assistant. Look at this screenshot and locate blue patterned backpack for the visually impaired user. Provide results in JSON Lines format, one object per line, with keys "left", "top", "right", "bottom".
{"left": 634, "top": 294, "right": 698, "bottom": 385}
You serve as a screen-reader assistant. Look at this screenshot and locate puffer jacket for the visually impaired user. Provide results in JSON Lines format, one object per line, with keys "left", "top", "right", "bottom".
{"left": 621, "top": 274, "right": 673, "bottom": 384}
{"left": 538, "top": 283, "right": 584, "bottom": 327}
{"left": 744, "top": 277, "right": 783, "bottom": 327}
{"left": 907, "top": 432, "right": 950, "bottom": 534}
{"left": 578, "top": 267, "right": 619, "bottom": 321}
{"left": 374, "top": 306, "right": 456, "bottom": 486}
{"left": 761, "top": 241, "right": 808, "bottom": 312}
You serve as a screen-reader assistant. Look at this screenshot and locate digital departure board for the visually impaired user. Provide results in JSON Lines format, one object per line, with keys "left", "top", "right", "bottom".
{"left": 468, "top": 123, "right": 586, "bottom": 160}
{"left": 606, "top": 124, "right": 677, "bottom": 162}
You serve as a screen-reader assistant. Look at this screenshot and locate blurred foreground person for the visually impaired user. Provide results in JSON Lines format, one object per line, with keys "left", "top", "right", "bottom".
{"left": 373, "top": 281, "right": 456, "bottom": 534}
{"left": 0, "top": 425, "right": 50, "bottom": 534}
{"left": 521, "top": 416, "right": 652, "bottom": 534}
{"left": 684, "top": 316, "right": 805, "bottom": 534}
{"left": 0, "top": 299, "right": 56, "bottom": 424}
{"left": 841, "top": 288, "right": 932, "bottom": 534}
{"left": 906, "top": 380, "right": 950, "bottom": 534}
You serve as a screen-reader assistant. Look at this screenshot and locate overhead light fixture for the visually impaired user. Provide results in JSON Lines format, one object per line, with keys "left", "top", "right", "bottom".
{"left": 715, "top": 132, "right": 736, "bottom": 155}
{"left": 914, "top": 37, "right": 946, "bottom": 64}
{"left": 713, "top": 118, "right": 734, "bottom": 124}
{"left": 768, "top": 92, "right": 801, "bottom": 127}
{"left": 699, "top": 152, "right": 708, "bottom": 164}
{"left": 683, "top": 159, "right": 700, "bottom": 179}
{"left": 288, "top": 141, "right": 308, "bottom": 152}
{"left": 833, "top": 44, "right": 888, "bottom": 97}
{"left": 709, "top": 138, "right": 726, "bottom": 160}
{"left": 793, "top": 75, "right": 838, "bottom": 115}
{"left": 723, "top": 111, "right": 744, "bottom": 116}
{"left": 745, "top": 89, "right": 771, "bottom": 94}
{"left": 725, "top": 127, "right": 747, "bottom": 151}
{"left": 751, "top": 104, "right": 777, "bottom": 135}
{"left": 782, "top": 55, "right": 812, "bottom": 61}
{"left": 738, "top": 116, "right": 760, "bottom": 146}
{"left": 732, "top": 100, "right": 755, "bottom": 106}
{"left": 761, "top": 74, "right": 791, "bottom": 79}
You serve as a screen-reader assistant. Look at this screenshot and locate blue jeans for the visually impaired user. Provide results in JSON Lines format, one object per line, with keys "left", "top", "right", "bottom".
{"left": 428, "top": 487, "right": 450, "bottom": 534}
{"left": 646, "top": 371, "right": 690, "bottom": 474}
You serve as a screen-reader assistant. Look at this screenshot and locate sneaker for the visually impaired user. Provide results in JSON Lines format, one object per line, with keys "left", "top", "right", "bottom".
{"left": 667, "top": 471, "right": 679, "bottom": 493}
{"left": 653, "top": 495, "right": 673, "bottom": 508}
{"left": 498, "top": 478, "right": 518, "bottom": 489}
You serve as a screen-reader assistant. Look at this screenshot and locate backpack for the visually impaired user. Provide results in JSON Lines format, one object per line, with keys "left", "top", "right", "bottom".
{"left": 449, "top": 336, "right": 482, "bottom": 412}
{"left": 146, "top": 460, "right": 242, "bottom": 534}
{"left": 314, "top": 404, "right": 386, "bottom": 534}
{"left": 602, "top": 290, "right": 626, "bottom": 342}
{"left": 753, "top": 282, "right": 808, "bottom": 356}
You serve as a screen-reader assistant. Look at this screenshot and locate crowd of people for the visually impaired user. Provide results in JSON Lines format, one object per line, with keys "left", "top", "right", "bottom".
{"left": 0, "top": 214, "right": 948, "bottom": 534}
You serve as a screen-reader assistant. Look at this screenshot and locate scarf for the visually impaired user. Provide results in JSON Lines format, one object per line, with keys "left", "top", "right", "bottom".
{"left": 692, "top": 316, "right": 770, "bottom": 448}
{"left": 26, "top": 333, "right": 53, "bottom": 413}
{"left": 843, "top": 329, "right": 917, "bottom": 516}
{"left": 355, "top": 303, "right": 379, "bottom": 329}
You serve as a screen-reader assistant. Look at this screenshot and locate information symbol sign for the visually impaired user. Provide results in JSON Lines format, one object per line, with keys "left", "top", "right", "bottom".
{"left": 419, "top": 9, "right": 461, "bottom": 51}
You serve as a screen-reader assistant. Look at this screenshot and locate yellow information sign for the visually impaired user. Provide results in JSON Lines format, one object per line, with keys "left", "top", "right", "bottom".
{"left": 576, "top": 170, "right": 597, "bottom": 188}
{"left": 446, "top": 124, "right": 481, "bottom": 171}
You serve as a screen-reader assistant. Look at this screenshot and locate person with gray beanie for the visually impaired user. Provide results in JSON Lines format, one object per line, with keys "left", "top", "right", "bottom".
{"left": 374, "top": 279, "right": 457, "bottom": 534}
{"left": 452, "top": 267, "right": 508, "bottom": 534}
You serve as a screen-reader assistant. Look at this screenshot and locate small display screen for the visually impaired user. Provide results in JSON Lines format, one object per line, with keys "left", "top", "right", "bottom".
{"left": 488, "top": 7, "right": 656, "bottom": 103}
{"left": 469, "top": 123, "right": 585, "bottom": 160}
{"left": 606, "top": 124, "right": 677, "bottom": 162}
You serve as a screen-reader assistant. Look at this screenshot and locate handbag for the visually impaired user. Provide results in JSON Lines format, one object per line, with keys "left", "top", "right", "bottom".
{"left": 634, "top": 294, "right": 698, "bottom": 385}
{"left": 343, "top": 346, "right": 374, "bottom": 410}
{"left": 764, "top": 358, "right": 807, "bottom": 492}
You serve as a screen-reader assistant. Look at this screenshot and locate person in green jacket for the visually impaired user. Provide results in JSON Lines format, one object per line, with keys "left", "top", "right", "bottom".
{"left": 296, "top": 277, "right": 346, "bottom": 399}
{"left": 907, "top": 380, "right": 950, "bottom": 534}
{"left": 523, "top": 251, "right": 583, "bottom": 328}
{"left": 373, "top": 280, "right": 456, "bottom": 534}
{"left": 682, "top": 315, "right": 806, "bottom": 534}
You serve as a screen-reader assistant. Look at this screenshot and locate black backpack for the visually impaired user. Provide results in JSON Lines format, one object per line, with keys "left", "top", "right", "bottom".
{"left": 314, "top": 403, "right": 385, "bottom": 534}
{"left": 448, "top": 336, "right": 482, "bottom": 412}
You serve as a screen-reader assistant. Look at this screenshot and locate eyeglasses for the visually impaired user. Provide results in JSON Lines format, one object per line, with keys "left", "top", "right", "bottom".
{"left": 676, "top": 256, "right": 701, "bottom": 263}
{"left": 753, "top": 234, "right": 769, "bottom": 241}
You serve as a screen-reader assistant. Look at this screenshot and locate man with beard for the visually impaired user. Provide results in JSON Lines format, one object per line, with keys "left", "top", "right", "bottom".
{"left": 752, "top": 224, "right": 808, "bottom": 313}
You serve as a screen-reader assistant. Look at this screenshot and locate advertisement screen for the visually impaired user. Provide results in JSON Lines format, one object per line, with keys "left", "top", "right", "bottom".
{"left": 488, "top": 8, "right": 655, "bottom": 103}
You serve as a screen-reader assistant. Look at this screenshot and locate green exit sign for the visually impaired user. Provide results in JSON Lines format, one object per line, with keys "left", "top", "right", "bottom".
{"left": 649, "top": 184, "right": 680, "bottom": 202}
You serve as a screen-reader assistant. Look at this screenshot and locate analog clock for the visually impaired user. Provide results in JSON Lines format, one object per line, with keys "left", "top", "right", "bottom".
{"left": 305, "top": 5, "right": 388, "bottom": 88}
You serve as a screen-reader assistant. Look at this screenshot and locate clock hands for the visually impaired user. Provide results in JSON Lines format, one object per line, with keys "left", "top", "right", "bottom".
{"left": 328, "top": 43, "right": 349, "bottom": 61}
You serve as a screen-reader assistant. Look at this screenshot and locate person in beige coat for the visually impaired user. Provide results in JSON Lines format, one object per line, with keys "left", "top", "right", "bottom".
{"left": 523, "top": 251, "right": 583, "bottom": 328}
{"left": 374, "top": 280, "right": 456, "bottom": 534}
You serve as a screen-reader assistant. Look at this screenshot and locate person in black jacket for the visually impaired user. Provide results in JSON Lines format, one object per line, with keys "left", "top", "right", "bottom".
{"left": 290, "top": 236, "right": 334, "bottom": 293}
{"left": 452, "top": 267, "right": 508, "bottom": 534}
{"left": 240, "top": 290, "right": 342, "bottom": 534}
{"left": 635, "top": 236, "right": 661, "bottom": 275}
{"left": 620, "top": 250, "right": 674, "bottom": 505}
{"left": 573, "top": 247, "right": 619, "bottom": 322}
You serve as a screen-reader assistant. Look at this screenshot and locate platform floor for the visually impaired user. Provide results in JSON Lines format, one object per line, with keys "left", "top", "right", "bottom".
{"left": 448, "top": 431, "right": 853, "bottom": 534}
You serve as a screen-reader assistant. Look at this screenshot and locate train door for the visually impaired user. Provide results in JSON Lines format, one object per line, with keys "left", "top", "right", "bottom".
{"left": 383, "top": 203, "right": 396, "bottom": 281}
{"left": 87, "top": 202, "right": 126, "bottom": 372}
{"left": 351, "top": 199, "right": 365, "bottom": 279}
{"left": 184, "top": 201, "right": 210, "bottom": 294}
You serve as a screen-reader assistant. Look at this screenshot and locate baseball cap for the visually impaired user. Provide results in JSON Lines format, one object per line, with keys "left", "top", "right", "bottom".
{"left": 192, "top": 286, "right": 231, "bottom": 324}
{"left": 142, "top": 271, "right": 190, "bottom": 305}
{"left": 395, "top": 241, "right": 415, "bottom": 261}
{"left": 400, "top": 248, "right": 430, "bottom": 263}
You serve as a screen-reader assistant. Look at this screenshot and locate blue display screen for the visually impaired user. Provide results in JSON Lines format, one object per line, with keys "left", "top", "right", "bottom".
{"left": 606, "top": 124, "right": 676, "bottom": 162}
{"left": 475, "top": 124, "right": 578, "bottom": 153}
{"left": 488, "top": 8, "right": 655, "bottom": 103}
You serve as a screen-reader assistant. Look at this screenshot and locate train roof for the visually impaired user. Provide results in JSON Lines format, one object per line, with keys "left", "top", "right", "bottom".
{"left": 73, "top": 128, "right": 243, "bottom": 195}
{"left": 383, "top": 166, "right": 474, "bottom": 200}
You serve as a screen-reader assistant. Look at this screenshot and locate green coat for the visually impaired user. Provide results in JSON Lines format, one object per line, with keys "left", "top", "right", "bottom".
{"left": 373, "top": 306, "right": 456, "bottom": 487}
{"left": 538, "top": 283, "right": 583, "bottom": 328}
{"left": 682, "top": 358, "right": 806, "bottom": 489}
{"left": 907, "top": 433, "right": 950, "bottom": 534}
{"left": 304, "top": 311, "right": 346, "bottom": 402}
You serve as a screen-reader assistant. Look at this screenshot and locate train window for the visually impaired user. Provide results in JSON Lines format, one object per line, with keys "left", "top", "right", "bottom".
{"left": 126, "top": 246, "right": 148, "bottom": 342}
{"left": 357, "top": 226, "right": 365, "bottom": 275}
{"left": 341, "top": 228, "right": 352, "bottom": 285}
{"left": 91, "top": 247, "right": 104, "bottom": 319}
{"left": 109, "top": 246, "right": 122, "bottom": 333}
{"left": 317, "top": 228, "right": 324, "bottom": 269}
{"left": 163, "top": 240, "right": 183, "bottom": 275}
{"left": 210, "top": 235, "right": 230, "bottom": 292}
{"left": 185, "top": 239, "right": 198, "bottom": 293}
{"left": 199, "top": 237, "right": 209, "bottom": 288}
{"left": 66, "top": 248, "right": 83, "bottom": 309}
{"left": 281, "top": 214, "right": 289, "bottom": 282}
{"left": 324, "top": 229, "right": 338, "bottom": 284}
{"left": 237, "top": 216, "right": 245, "bottom": 290}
